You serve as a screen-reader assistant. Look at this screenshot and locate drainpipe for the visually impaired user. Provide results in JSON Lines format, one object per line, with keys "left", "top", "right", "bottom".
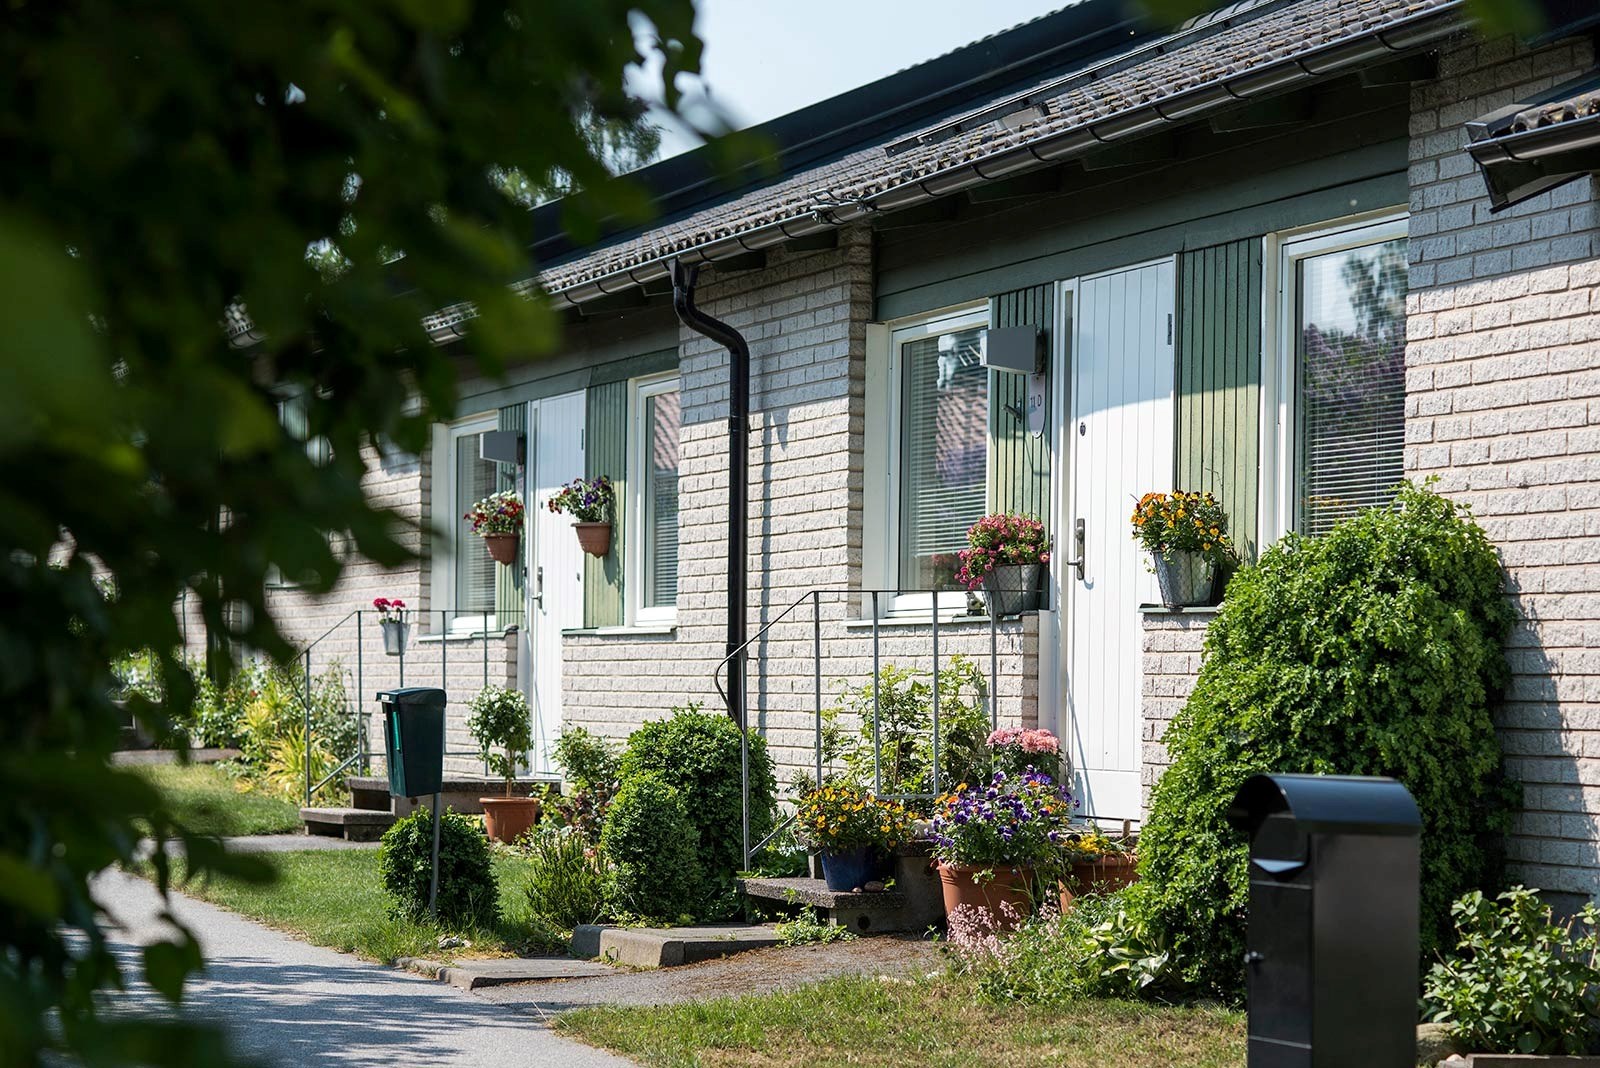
{"left": 671, "top": 260, "right": 748, "bottom": 729}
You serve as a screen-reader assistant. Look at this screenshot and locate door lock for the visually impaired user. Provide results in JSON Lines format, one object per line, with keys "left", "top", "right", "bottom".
{"left": 1063, "top": 518, "right": 1086, "bottom": 582}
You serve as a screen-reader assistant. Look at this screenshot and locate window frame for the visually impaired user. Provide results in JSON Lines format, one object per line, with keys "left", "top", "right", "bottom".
{"left": 628, "top": 372, "right": 681, "bottom": 626}
{"left": 1262, "top": 210, "right": 1408, "bottom": 543}
{"left": 431, "top": 411, "right": 500, "bottom": 636}
{"left": 878, "top": 304, "right": 992, "bottom": 616}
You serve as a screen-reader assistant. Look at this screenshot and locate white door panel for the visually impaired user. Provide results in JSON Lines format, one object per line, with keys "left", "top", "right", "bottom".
{"left": 526, "top": 392, "right": 586, "bottom": 774}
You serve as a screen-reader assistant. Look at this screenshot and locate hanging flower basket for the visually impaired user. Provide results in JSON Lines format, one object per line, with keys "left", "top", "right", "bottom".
{"left": 465, "top": 490, "right": 525, "bottom": 567}
{"left": 981, "top": 563, "right": 1045, "bottom": 618}
{"left": 957, "top": 514, "right": 1051, "bottom": 617}
{"left": 547, "top": 476, "right": 615, "bottom": 557}
{"left": 484, "top": 533, "right": 519, "bottom": 565}
{"left": 373, "top": 598, "right": 408, "bottom": 656}
{"left": 573, "top": 521, "right": 612, "bottom": 557}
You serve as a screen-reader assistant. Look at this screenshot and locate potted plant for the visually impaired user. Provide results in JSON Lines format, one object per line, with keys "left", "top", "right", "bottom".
{"left": 546, "top": 475, "right": 615, "bottom": 557}
{"left": 465, "top": 489, "right": 524, "bottom": 565}
{"left": 1057, "top": 828, "right": 1138, "bottom": 912}
{"left": 373, "top": 597, "right": 408, "bottom": 656}
{"left": 986, "top": 726, "right": 1063, "bottom": 783}
{"left": 466, "top": 684, "right": 540, "bottom": 844}
{"left": 930, "top": 769, "right": 1076, "bottom": 932}
{"left": 1129, "top": 490, "right": 1236, "bottom": 607}
{"left": 956, "top": 514, "right": 1051, "bottom": 618}
{"left": 796, "top": 783, "right": 912, "bottom": 892}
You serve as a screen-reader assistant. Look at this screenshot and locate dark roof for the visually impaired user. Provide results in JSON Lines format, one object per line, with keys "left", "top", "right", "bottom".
{"left": 1467, "top": 70, "right": 1600, "bottom": 210}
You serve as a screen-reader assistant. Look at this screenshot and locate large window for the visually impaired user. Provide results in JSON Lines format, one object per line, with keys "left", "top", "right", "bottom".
{"left": 1279, "top": 218, "right": 1408, "bottom": 536}
{"left": 631, "top": 375, "right": 680, "bottom": 622}
{"left": 435, "top": 414, "right": 500, "bottom": 632}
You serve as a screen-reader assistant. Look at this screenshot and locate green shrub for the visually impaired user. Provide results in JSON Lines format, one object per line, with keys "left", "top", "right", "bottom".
{"left": 466, "top": 684, "right": 533, "bottom": 793}
{"left": 1425, "top": 887, "right": 1600, "bottom": 1055}
{"left": 618, "top": 703, "right": 776, "bottom": 898}
{"left": 378, "top": 809, "right": 499, "bottom": 929}
{"left": 554, "top": 725, "right": 622, "bottom": 793}
{"left": 600, "top": 773, "right": 702, "bottom": 922}
{"left": 1136, "top": 482, "right": 1515, "bottom": 999}
{"left": 521, "top": 826, "right": 610, "bottom": 929}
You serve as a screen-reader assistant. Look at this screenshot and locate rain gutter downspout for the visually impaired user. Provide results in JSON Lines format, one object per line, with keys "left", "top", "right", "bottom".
{"left": 671, "top": 260, "right": 749, "bottom": 730}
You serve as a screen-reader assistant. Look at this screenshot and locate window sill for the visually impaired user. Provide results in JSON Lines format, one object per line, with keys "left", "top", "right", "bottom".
{"left": 1138, "top": 604, "right": 1221, "bottom": 616}
{"left": 417, "top": 627, "right": 513, "bottom": 644}
{"left": 562, "top": 623, "right": 677, "bottom": 638}
{"left": 842, "top": 611, "right": 1041, "bottom": 630}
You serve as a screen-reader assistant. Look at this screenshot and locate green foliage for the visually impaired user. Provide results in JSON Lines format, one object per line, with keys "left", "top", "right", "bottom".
{"left": 619, "top": 703, "right": 777, "bottom": 902}
{"left": 600, "top": 774, "right": 702, "bottom": 922}
{"left": 466, "top": 685, "right": 533, "bottom": 790}
{"left": 1424, "top": 887, "right": 1600, "bottom": 1055}
{"left": 775, "top": 908, "right": 854, "bottom": 947}
{"left": 378, "top": 809, "right": 498, "bottom": 930}
{"left": 554, "top": 725, "right": 623, "bottom": 794}
{"left": 1136, "top": 482, "right": 1515, "bottom": 999}
{"left": 519, "top": 827, "right": 610, "bottom": 930}
{"left": 818, "top": 656, "right": 991, "bottom": 801}
{"left": 130, "top": 764, "right": 300, "bottom": 838}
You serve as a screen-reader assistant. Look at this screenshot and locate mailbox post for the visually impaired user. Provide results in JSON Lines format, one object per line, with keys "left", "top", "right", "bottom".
{"left": 1225, "top": 774, "right": 1421, "bottom": 1068}
{"left": 379, "top": 687, "right": 447, "bottom": 918}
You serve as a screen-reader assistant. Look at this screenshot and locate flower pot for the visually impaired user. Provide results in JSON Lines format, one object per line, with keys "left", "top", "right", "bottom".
{"left": 819, "top": 845, "right": 891, "bottom": 892}
{"left": 937, "top": 861, "right": 1034, "bottom": 932}
{"left": 1058, "top": 853, "right": 1139, "bottom": 912}
{"left": 480, "top": 795, "right": 541, "bottom": 844}
{"left": 981, "top": 563, "right": 1044, "bottom": 618}
{"left": 484, "top": 534, "right": 519, "bottom": 565}
{"left": 380, "top": 619, "right": 409, "bottom": 656}
{"left": 1152, "top": 550, "right": 1214, "bottom": 607}
{"left": 573, "top": 521, "right": 612, "bottom": 557}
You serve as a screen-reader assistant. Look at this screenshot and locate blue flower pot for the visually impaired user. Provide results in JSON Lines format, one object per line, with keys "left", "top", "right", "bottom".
{"left": 819, "top": 846, "right": 885, "bottom": 892}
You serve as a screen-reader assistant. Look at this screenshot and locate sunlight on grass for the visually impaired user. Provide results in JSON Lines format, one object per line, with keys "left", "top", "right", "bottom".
{"left": 132, "top": 762, "right": 301, "bottom": 837}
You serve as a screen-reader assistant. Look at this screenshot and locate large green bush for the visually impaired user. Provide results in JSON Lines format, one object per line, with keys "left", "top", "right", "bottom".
{"left": 378, "top": 809, "right": 499, "bottom": 930}
{"left": 600, "top": 773, "right": 703, "bottom": 921}
{"left": 618, "top": 703, "right": 776, "bottom": 896}
{"left": 1137, "top": 482, "right": 1515, "bottom": 999}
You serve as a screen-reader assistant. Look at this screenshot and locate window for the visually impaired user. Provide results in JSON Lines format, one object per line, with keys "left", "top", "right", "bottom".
{"left": 630, "top": 375, "right": 680, "bottom": 623}
{"left": 433, "top": 413, "right": 500, "bottom": 633}
{"left": 1279, "top": 218, "right": 1408, "bottom": 535}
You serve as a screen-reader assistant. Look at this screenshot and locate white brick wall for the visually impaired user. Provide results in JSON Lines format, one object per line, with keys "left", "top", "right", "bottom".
{"left": 1140, "top": 611, "right": 1213, "bottom": 811}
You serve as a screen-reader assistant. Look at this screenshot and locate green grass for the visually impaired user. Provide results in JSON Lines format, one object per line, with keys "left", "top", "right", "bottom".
{"left": 132, "top": 763, "right": 301, "bottom": 836}
{"left": 174, "top": 847, "right": 547, "bottom": 962}
{"left": 555, "top": 974, "right": 1245, "bottom": 1068}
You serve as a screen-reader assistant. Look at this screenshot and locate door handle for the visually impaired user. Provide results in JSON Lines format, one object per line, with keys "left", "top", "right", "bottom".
{"left": 1063, "top": 518, "right": 1086, "bottom": 581}
{"left": 532, "top": 565, "right": 544, "bottom": 608}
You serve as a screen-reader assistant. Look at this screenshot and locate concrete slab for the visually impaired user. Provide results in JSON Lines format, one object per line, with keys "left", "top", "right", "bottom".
{"left": 112, "top": 747, "right": 242, "bottom": 766}
{"left": 396, "top": 956, "right": 616, "bottom": 991}
{"left": 571, "top": 924, "right": 782, "bottom": 968}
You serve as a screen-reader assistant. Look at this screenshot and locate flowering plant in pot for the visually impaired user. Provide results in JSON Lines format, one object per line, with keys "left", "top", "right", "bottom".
{"left": 956, "top": 514, "right": 1051, "bottom": 618}
{"left": 466, "top": 684, "right": 539, "bottom": 844}
{"left": 930, "top": 769, "right": 1076, "bottom": 931}
{"left": 1057, "top": 828, "right": 1138, "bottom": 912}
{"left": 986, "top": 726, "right": 1062, "bottom": 783}
{"left": 1129, "top": 490, "right": 1236, "bottom": 607}
{"left": 795, "top": 783, "right": 912, "bottom": 892}
{"left": 373, "top": 596, "right": 408, "bottom": 656}
{"left": 547, "top": 475, "right": 615, "bottom": 557}
{"left": 465, "top": 490, "right": 524, "bottom": 565}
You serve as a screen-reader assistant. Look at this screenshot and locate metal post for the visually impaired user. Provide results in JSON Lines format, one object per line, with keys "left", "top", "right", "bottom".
{"left": 812, "top": 591, "right": 823, "bottom": 789}
{"left": 871, "top": 591, "right": 881, "bottom": 796}
{"left": 398, "top": 623, "right": 405, "bottom": 689}
{"left": 989, "top": 611, "right": 999, "bottom": 732}
{"left": 740, "top": 719, "right": 751, "bottom": 869}
{"left": 303, "top": 650, "right": 313, "bottom": 806}
{"left": 428, "top": 790, "right": 441, "bottom": 922}
{"left": 441, "top": 610, "right": 448, "bottom": 692}
{"left": 357, "top": 611, "right": 366, "bottom": 776}
{"left": 931, "top": 595, "right": 941, "bottom": 797}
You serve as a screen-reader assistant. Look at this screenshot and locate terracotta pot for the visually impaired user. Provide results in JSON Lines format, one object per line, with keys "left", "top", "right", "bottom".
{"left": 480, "top": 795, "right": 541, "bottom": 844}
{"left": 1058, "top": 853, "right": 1140, "bottom": 912}
{"left": 484, "top": 534, "right": 519, "bottom": 565}
{"left": 573, "top": 521, "right": 612, "bottom": 557}
{"left": 937, "top": 861, "right": 1035, "bottom": 932}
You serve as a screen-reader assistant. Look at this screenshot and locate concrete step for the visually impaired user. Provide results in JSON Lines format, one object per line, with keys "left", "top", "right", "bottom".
{"left": 741, "top": 876, "right": 916, "bottom": 934}
{"left": 300, "top": 806, "right": 396, "bottom": 842}
{"left": 570, "top": 924, "right": 782, "bottom": 968}
{"left": 346, "top": 774, "right": 561, "bottom": 817}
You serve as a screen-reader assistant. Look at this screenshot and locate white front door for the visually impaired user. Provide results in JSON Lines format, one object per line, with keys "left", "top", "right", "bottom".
{"left": 524, "top": 391, "right": 586, "bottom": 774}
{"left": 1064, "top": 259, "right": 1175, "bottom": 820}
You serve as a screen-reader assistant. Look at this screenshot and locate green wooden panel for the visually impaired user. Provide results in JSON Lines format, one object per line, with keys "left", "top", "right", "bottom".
{"left": 583, "top": 380, "right": 628, "bottom": 628}
{"left": 1176, "top": 239, "right": 1261, "bottom": 561}
{"left": 987, "top": 284, "right": 1052, "bottom": 521}
{"left": 495, "top": 403, "right": 526, "bottom": 630}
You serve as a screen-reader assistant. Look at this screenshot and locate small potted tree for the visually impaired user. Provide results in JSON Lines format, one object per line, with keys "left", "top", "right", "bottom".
{"left": 957, "top": 514, "right": 1051, "bottom": 618}
{"left": 466, "top": 684, "right": 540, "bottom": 843}
{"left": 373, "top": 597, "right": 408, "bottom": 656}
{"left": 546, "top": 475, "right": 615, "bottom": 557}
{"left": 1129, "top": 490, "right": 1236, "bottom": 607}
{"left": 465, "top": 490, "right": 524, "bottom": 565}
{"left": 796, "top": 783, "right": 912, "bottom": 892}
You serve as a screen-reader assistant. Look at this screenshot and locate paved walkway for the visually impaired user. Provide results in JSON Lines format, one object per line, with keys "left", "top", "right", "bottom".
{"left": 93, "top": 870, "right": 633, "bottom": 1068}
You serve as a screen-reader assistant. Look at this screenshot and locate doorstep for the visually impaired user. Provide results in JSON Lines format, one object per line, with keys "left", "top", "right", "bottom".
{"left": 1441, "top": 1057, "right": 1600, "bottom": 1067}
{"left": 570, "top": 924, "right": 782, "bottom": 968}
{"left": 396, "top": 955, "right": 616, "bottom": 991}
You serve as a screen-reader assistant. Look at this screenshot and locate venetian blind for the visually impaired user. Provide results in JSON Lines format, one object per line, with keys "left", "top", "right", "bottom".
{"left": 1295, "top": 237, "right": 1408, "bottom": 536}
{"left": 644, "top": 388, "right": 681, "bottom": 609}
{"left": 454, "top": 432, "right": 498, "bottom": 613}
{"left": 899, "top": 326, "right": 989, "bottom": 589}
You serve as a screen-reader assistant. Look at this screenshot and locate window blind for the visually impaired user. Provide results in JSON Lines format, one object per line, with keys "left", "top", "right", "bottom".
{"left": 900, "top": 326, "right": 988, "bottom": 590}
{"left": 643, "top": 389, "right": 680, "bottom": 609}
{"left": 454, "top": 432, "right": 498, "bottom": 612}
{"left": 1295, "top": 237, "right": 1408, "bottom": 536}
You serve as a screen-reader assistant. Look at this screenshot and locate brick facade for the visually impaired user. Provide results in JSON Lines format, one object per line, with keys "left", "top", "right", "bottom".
{"left": 1140, "top": 610, "right": 1214, "bottom": 808}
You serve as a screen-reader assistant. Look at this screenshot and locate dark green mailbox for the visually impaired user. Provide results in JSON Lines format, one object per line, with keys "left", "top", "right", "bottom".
{"left": 380, "top": 687, "right": 446, "bottom": 798}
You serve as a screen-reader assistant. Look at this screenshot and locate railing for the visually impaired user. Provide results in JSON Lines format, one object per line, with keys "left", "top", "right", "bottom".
{"left": 716, "top": 588, "right": 1014, "bottom": 867}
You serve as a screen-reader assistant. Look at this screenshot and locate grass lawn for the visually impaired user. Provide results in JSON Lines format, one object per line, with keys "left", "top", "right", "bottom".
{"left": 555, "top": 973, "right": 1245, "bottom": 1068}
{"left": 173, "top": 847, "right": 543, "bottom": 963}
{"left": 132, "top": 763, "right": 301, "bottom": 837}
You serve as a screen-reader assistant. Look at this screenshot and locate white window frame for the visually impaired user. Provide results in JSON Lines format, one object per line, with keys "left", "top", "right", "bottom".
{"left": 1261, "top": 210, "right": 1408, "bottom": 545}
{"left": 628, "top": 372, "right": 681, "bottom": 626}
{"left": 866, "top": 303, "right": 991, "bottom": 617}
{"left": 431, "top": 411, "right": 499, "bottom": 636}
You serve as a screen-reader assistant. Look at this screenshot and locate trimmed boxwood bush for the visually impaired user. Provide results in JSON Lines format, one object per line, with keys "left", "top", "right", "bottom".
{"left": 378, "top": 808, "right": 498, "bottom": 929}
{"left": 618, "top": 703, "right": 777, "bottom": 897}
{"left": 600, "top": 772, "right": 702, "bottom": 921}
{"left": 1136, "top": 482, "right": 1516, "bottom": 999}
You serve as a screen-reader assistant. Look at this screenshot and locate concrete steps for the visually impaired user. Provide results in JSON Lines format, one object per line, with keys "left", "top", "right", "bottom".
{"left": 303, "top": 772, "right": 563, "bottom": 840}
{"left": 742, "top": 846, "right": 947, "bottom": 934}
{"left": 300, "top": 806, "right": 395, "bottom": 842}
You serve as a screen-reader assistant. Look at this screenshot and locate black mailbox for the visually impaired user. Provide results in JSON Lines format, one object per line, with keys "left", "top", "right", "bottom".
{"left": 379, "top": 687, "right": 446, "bottom": 798}
{"left": 1225, "top": 774, "right": 1421, "bottom": 1068}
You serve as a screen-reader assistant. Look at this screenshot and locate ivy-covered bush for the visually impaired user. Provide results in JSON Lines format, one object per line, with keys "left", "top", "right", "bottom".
{"left": 600, "top": 772, "right": 702, "bottom": 921}
{"left": 1137, "top": 482, "right": 1515, "bottom": 999}
{"left": 618, "top": 703, "right": 776, "bottom": 899}
{"left": 378, "top": 808, "right": 499, "bottom": 929}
